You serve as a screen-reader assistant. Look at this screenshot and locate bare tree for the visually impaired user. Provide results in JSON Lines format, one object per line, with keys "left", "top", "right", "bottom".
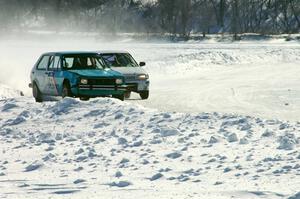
{"left": 179, "top": 0, "right": 192, "bottom": 37}
{"left": 210, "top": 0, "right": 226, "bottom": 32}
{"left": 231, "top": 0, "right": 239, "bottom": 39}
{"left": 0, "top": 0, "right": 299, "bottom": 37}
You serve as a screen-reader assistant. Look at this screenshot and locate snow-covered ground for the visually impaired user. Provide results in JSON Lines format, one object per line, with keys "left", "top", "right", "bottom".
{"left": 0, "top": 97, "right": 300, "bottom": 199}
{"left": 0, "top": 38, "right": 300, "bottom": 198}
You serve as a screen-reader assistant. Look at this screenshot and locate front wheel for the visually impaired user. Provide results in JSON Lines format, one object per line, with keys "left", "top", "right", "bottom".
{"left": 80, "top": 97, "right": 90, "bottom": 101}
{"left": 62, "top": 83, "right": 72, "bottom": 98}
{"left": 124, "top": 91, "right": 131, "bottom": 99}
{"left": 139, "top": 91, "right": 149, "bottom": 100}
{"left": 32, "top": 83, "right": 43, "bottom": 102}
{"left": 112, "top": 94, "right": 125, "bottom": 101}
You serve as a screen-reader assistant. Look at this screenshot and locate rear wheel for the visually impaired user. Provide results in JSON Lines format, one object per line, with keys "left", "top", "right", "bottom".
{"left": 32, "top": 83, "right": 43, "bottom": 102}
{"left": 112, "top": 94, "right": 125, "bottom": 101}
{"left": 62, "top": 83, "right": 72, "bottom": 98}
{"left": 139, "top": 91, "right": 149, "bottom": 100}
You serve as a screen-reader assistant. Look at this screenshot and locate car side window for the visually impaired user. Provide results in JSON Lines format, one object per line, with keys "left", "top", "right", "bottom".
{"left": 96, "top": 57, "right": 106, "bottom": 68}
{"left": 57, "top": 57, "right": 61, "bottom": 69}
{"left": 37, "top": 55, "right": 50, "bottom": 70}
{"left": 48, "top": 56, "right": 54, "bottom": 70}
{"left": 63, "top": 57, "right": 74, "bottom": 69}
{"left": 48, "top": 56, "right": 60, "bottom": 71}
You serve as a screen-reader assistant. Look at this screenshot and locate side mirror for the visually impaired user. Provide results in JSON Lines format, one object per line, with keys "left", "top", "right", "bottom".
{"left": 139, "top": 62, "right": 146, "bottom": 67}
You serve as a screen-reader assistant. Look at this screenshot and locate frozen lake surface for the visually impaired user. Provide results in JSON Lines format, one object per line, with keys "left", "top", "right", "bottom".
{"left": 1, "top": 39, "right": 299, "bottom": 120}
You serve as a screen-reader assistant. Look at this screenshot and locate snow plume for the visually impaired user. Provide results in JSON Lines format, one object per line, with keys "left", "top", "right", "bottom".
{"left": 0, "top": 83, "right": 23, "bottom": 99}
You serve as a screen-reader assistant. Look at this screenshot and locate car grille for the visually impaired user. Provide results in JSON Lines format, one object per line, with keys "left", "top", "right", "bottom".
{"left": 124, "top": 75, "right": 136, "bottom": 81}
{"left": 87, "top": 78, "right": 115, "bottom": 85}
{"left": 126, "top": 83, "right": 138, "bottom": 91}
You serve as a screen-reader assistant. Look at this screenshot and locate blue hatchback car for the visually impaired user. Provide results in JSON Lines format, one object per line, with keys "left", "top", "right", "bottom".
{"left": 29, "top": 52, "right": 127, "bottom": 102}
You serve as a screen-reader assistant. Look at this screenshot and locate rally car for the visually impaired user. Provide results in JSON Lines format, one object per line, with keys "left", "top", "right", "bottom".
{"left": 29, "top": 51, "right": 127, "bottom": 102}
{"left": 98, "top": 51, "right": 149, "bottom": 99}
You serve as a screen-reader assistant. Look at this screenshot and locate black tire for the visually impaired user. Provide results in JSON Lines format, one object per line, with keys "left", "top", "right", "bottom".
{"left": 139, "top": 91, "right": 149, "bottom": 100}
{"left": 112, "top": 94, "right": 125, "bottom": 101}
{"left": 62, "top": 82, "right": 72, "bottom": 98}
{"left": 32, "top": 83, "right": 43, "bottom": 102}
{"left": 80, "top": 97, "right": 90, "bottom": 101}
{"left": 124, "top": 91, "right": 131, "bottom": 99}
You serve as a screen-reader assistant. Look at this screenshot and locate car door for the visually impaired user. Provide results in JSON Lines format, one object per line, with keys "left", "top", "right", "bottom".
{"left": 46, "top": 55, "right": 62, "bottom": 96}
{"left": 35, "top": 55, "right": 50, "bottom": 94}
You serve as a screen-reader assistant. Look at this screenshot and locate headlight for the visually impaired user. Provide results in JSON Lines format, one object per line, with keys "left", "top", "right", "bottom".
{"left": 138, "top": 74, "right": 149, "bottom": 80}
{"left": 115, "top": 79, "right": 123, "bottom": 84}
{"left": 80, "top": 79, "right": 88, "bottom": 84}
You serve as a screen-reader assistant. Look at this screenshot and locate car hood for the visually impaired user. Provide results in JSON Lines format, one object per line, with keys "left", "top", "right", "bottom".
{"left": 110, "top": 67, "right": 148, "bottom": 75}
{"left": 68, "top": 69, "right": 122, "bottom": 78}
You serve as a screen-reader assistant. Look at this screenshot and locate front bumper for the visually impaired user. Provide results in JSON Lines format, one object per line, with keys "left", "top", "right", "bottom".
{"left": 126, "top": 80, "right": 149, "bottom": 92}
{"left": 72, "top": 85, "right": 127, "bottom": 97}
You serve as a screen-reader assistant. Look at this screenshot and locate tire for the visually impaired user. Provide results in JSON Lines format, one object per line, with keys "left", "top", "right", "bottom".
{"left": 139, "top": 91, "right": 149, "bottom": 100}
{"left": 62, "top": 82, "right": 72, "bottom": 98}
{"left": 32, "top": 83, "right": 43, "bottom": 102}
{"left": 112, "top": 94, "right": 125, "bottom": 101}
{"left": 80, "top": 97, "right": 90, "bottom": 101}
{"left": 124, "top": 91, "right": 131, "bottom": 99}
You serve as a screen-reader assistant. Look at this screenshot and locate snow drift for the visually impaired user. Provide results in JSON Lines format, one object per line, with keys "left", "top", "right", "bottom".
{"left": 0, "top": 97, "right": 299, "bottom": 198}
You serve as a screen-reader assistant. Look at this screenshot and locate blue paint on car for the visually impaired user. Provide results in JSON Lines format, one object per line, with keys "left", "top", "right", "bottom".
{"left": 29, "top": 51, "right": 127, "bottom": 102}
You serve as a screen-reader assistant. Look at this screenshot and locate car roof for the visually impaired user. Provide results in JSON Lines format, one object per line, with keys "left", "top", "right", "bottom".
{"left": 43, "top": 51, "right": 99, "bottom": 56}
{"left": 97, "top": 50, "right": 129, "bottom": 54}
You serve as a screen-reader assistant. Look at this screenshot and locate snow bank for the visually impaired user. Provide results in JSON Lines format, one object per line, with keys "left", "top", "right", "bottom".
{"left": 289, "top": 192, "right": 300, "bottom": 199}
{"left": 145, "top": 45, "right": 300, "bottom": 75}
{"left": 0, "top": 97, "right": 299, "bottom": 198}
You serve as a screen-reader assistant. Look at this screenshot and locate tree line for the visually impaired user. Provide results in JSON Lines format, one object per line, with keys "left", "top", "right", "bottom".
{"left": 0, "top": 0, "right": 299, "bottom": 38}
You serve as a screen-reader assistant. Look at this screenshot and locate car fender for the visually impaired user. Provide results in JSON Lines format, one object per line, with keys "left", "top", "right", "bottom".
{"left": 32, "top": 79, "right": 41, "bottom": 91}
{"left": 60, "top": 71, "right": 79, "bottom": 92}
{"left": 30, "top": 55, "right": 44, "bottom": 90}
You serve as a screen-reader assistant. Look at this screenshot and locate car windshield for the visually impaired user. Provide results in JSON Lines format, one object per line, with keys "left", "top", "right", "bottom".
{"left": 101, "top": 53, "right": 139, "bottom": 67}
{"left": 62, "top": 54, "right": 107, "bottom": 70}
